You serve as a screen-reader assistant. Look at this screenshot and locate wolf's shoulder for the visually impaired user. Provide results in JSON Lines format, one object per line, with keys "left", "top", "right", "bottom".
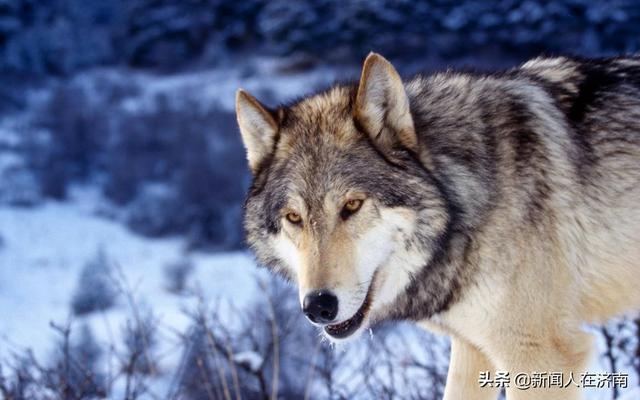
{"left": 518, "top": 55, "right": 640, "bottom": 110}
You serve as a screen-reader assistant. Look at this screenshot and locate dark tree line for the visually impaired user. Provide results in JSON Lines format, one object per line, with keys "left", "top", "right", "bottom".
{"left": 1, "top": 0, "right": 639, "bottom": 76}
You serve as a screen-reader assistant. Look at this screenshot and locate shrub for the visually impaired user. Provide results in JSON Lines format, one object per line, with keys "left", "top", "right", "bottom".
{"left": 27, "top": 79, "right": 249, "bottom": 250}
{"left": 71, "top": 249, "right": 118, "bottom": 316}
{"left": 0, "top": 163, "right": 41, "bottom": 206}
{"left": 163, "top": 258, "right": 194, "bottom": 294}
{"left": 25, "top": 83, "right": 110, "bottom": 199}
{"left": 122, "top": 308, "right": 157, "bottom": 375}
{"left": 109, "top": 95, "right": 248, "bottom": 249}
{"left": 126, "top": 183, "right": 185, "bottom": 237}
{"left": 46, "top": 323, "right": 106, "bottom": 399}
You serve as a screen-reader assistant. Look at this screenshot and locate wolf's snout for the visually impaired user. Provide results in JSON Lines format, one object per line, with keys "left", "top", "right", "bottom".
{"left": 302, "top": 290, "right": 338, "bottom": 324}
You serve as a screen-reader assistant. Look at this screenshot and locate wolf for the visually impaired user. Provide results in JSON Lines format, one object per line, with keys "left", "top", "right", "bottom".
{"left": 235, "top": 52, "right": 640, "bottom": 399}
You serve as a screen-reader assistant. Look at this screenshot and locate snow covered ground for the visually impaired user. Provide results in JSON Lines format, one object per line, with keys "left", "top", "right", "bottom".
{"left": 0, "top": 187, "right": 263, "bottom": 364}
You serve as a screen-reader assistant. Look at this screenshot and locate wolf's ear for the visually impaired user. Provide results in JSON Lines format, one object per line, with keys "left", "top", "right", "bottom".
{"left": 354, "top": 53, "right": 417, "bottom": 153}
{"left": 236, "top": 89, "right": 279, "bottom": 173}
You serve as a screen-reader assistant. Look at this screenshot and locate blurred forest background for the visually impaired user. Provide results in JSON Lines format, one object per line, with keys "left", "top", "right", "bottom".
{"left": 0, "top": 1, "right": 639, "bottom": 399}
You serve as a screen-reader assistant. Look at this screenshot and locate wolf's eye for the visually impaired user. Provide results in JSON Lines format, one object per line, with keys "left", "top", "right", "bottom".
{"left": 285, "top": 212, "right": 302, "bottom": 225}
{"left": 341, "top": 199, "right": 363, "bottom": 220}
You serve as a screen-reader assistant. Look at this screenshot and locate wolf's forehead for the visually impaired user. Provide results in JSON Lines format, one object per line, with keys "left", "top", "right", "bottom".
{"left": 285, "top": 150, "right": 354, "bottom": 195}
{"left": 291, "top": 85, "right": 354, "bottom": 116}
{"left": 267, "top": 85, "right": 372, "bottom": 208}
{"left": 280, "top": 85, "right": 359, "bottom": 144}
{"left": 273, "top": 148, "right": 363, "bottom": 210}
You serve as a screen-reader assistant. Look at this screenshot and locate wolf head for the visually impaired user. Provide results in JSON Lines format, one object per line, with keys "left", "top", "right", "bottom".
{"left": 236, "top": 53, "right": 453, "bottom": 341}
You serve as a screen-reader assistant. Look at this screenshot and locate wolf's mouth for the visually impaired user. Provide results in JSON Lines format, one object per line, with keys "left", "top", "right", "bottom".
{"left": 324, "top": 274, "right": 376, "bottom": 339}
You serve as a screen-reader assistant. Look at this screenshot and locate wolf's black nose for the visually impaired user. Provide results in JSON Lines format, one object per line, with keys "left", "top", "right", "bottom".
{"left": 303, "top": 290, "right": 338, "bottom": 324}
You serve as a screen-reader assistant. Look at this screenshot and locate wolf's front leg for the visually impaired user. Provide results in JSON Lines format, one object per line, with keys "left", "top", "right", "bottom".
{"left": 443, "top": 337, "right": 500, "bottom": 400}
{"left": 497, "top": 330, "right": 594, "bottom": 400}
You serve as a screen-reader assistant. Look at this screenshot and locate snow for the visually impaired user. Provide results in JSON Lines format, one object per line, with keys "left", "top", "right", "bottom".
{"left": 0, "top": 186, "right": 263, "bottom": 364}
{"left": 618, "top": 388, "right": 640, "bottom": 400}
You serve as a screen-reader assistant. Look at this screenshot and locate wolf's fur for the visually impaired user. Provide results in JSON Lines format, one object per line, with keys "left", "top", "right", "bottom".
{"left": 236, "top": 53, "right": 640, "bottom": 399}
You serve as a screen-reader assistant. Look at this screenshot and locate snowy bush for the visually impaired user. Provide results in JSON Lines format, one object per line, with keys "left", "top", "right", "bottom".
{"left": 0, "top": 75, "right": 29, "bottom": 113}
{"left": 0, "top": 357, "right": 37, "bottom": 399}
{"left": 122, "top": 308, "right": 157, "bottom": 375}
{"left": 2, "top": 274, "right": 640, "bottom": 399}
{"left": 0, "top": 323, "right": 106, "bottom": 399}
{"left": 163, "top": 258, "right": 194, "bottom": 294}
{"left": 249, "top": 0, "right": 640, "bottom": 65}
{"left": 176, "top": 324, "right": 223, "bottom": 399}
{"left": 109, "top": 95, "right": 248, "bottom": 249}
{"left": 172, "top": 276, "right": 451, "bottom": 400}
{"left": 126, "top": 183, "right": 185, "bottom": 238}
{"left": 25, "top": 84, "right": 109, "bottom": 200}
{"left": 71, "top": 249, "right": 118, "bottom": 316}
{"left": 0, "top": 164, "right": 41, "bottom": 207}
{"left": 46, "top": 323, "right": 106, "bottom": 399}
{"left": 123, "top": 0, "right": 216, "bottom": 68}
{"left": 25, "top": 79, "right": 248, "bottom": 249}
{"left": 0, "top": 0, "right": 126, "bottom": 76}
